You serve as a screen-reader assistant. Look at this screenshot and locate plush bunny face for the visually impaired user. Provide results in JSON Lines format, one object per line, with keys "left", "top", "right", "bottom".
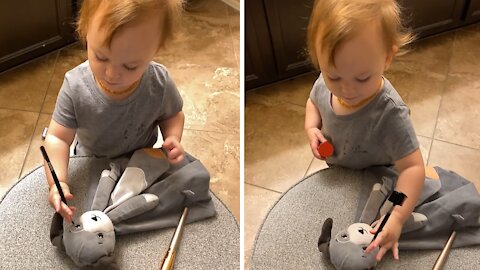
{"left": 64, "top": 211, "right": 115, "bottom": 267}
{"left": 318, "top": 219, "right": 379, "bottom": 270}
{"left": 337, "top": 223, "right": 374, "bottom": 246}
{"left": 78, "top": 210, "right": 114, "bottom": 233}
{"left": 330, "top": 223, "right": 378, "bottom": 270}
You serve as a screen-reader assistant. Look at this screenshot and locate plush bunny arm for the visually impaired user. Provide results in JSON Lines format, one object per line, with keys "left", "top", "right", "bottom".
{"left": 107, "top": 194, "right": 159, "bottom": 224}
{"left": 92, "top": 163, "right": 121, "bottom": 211}
{"left": 106, "top": 148, "right": 169, "bottom": 213}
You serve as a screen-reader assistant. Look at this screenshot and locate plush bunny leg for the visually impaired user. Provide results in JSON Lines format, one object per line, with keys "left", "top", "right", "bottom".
{"left": 359, "top": 182, "right": 389, "bottom": 225}
{"left": 107, "top": 194, "right": 159, "bottom": 224}
{"left": 91, "top": 163, "right": 121, "bottom": 211}
{"left": 106, "top": 148, "right": 169, "bottom": 212}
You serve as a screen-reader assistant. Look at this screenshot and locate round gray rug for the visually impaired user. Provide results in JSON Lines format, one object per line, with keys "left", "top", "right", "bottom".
{"left": 251, "top": 166, "right": 479, "bottom": 270}
{"left": 0, "top": 157, "right": 239, "bottom": 269}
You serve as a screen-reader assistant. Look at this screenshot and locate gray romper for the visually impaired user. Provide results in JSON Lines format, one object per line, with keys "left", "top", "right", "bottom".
{"left": 309, "top": 75, "right": 419, "bottom": 169}
{"left": 53, "top": 61, "right": 183, "bottom": 158}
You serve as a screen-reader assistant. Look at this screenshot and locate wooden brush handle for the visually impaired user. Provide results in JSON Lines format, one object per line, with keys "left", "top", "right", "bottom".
{"left": 432, "top": 231, "right": 457, "bottom": 270}
{"left": 159, "top": 207, "right": 189, "bottom": 270}
{"left": 160, "top": 249, "right": 176, "bottom": 270}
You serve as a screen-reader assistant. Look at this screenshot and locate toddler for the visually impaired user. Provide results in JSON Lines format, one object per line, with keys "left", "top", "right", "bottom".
{"left": 43, "top": 0, "right": 185, "bottom": 224}
{"left": 305, "top": 0, "right": 425, "bottom": 261}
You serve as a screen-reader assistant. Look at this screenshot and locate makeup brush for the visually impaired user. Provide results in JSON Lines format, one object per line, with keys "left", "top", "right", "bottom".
{"left": 432, "top": 217, "right": 463, "bottom": 270}
{"left": 40, "top": 146, "right": 74, "bottom": 225}
{"left": 372, "top": 190, "right": 407, "bottom": 241}
{"left": 159, "top": 191, "right": 195, "bottom": 270}
{"left": 432, "top": 231, "right": 456, "bottom": 270}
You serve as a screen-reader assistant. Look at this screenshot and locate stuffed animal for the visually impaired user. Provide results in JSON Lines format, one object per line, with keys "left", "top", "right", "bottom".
{"left": 50, "top": 148, "right": 215, "bottom": 268}
{"left": 318, "top": 176, "right": 429, "bottom": 270}
{"left": 318, "top": 218, "right": 379, "bottom": 270}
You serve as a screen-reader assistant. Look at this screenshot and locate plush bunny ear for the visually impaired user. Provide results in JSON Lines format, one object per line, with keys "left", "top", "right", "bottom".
{"left": 49, "top": 213, "right": 65, "bottom": 251}
{"left": 318, "top": 218, "right": 333, "bottom": 258}
{"left": 105, "top": 148, "right": 170, "bottom": 213}
{"left": 91, "top": 255, "right": 119, "bottom": 270}
{"left": 107, "top": 194, "right": 159, "bottom": 224}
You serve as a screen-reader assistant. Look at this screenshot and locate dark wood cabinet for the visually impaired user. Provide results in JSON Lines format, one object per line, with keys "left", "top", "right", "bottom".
{"left": 246, "top": 0, "right": 480, "bottom": 91}
{"left": 263, "top": 0, "right": 312, "bottom": 79}
{"left": 0, "top": 0, "right": 76, "bottom": 73}
{"left": 465, "top": 0, "right": 480, "bottom": 23}
{"left": 246, "top": 0, "right": 313, "bottom": 90}
{"left": 399, "top": 0, "right": 480, "bottom": 37}
{"left": 400, "top": 0, "right": 464, "bottom": 37}
{"left": 245, "top": 0, "right": 278, "bottom": 90}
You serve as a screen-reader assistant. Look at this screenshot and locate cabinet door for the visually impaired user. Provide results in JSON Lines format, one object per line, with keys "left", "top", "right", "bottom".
{"left": 464, "top": 0, "right": 480, "bottom": 23}
{"left": 0, "top": 0, "right": 76, "bottom": 73}
{"left": 264, "top": 0, "right": 313, "bottom": 80}
{"left": 400, "top": 0, "right": 463, "bottom": 38}
{"left": 245, "top": 0, "right": 278, "bottom": 90}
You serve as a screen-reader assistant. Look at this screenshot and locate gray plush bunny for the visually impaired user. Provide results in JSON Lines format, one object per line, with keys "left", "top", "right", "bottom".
{"left": 318, "top": 218, "right": 379, "bottom": 270}
{"left": 50, "top": 148, "right": 215, "bottom": 268}
{"left": 318, "top": 177, "right": 428, "bottom": 270}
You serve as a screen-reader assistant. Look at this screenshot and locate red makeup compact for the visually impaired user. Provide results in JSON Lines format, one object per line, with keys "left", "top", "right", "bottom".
{"left": 318, "top": 141, "right": 334, "bottom": 158}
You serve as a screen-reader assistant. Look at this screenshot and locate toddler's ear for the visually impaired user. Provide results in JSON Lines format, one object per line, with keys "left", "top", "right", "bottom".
{"left": 384, "top": 45, "right": 398, "bottom": 70}
{"left": 318, "top": 218, "right": 333, "bottom": 258}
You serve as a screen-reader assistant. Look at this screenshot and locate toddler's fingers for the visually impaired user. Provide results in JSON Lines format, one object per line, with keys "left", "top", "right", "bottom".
{"left": 53, "top": 199, "right": 61, "bottom": 212}
{"left": 376, "top": 247, "right": 388, "bottom": 262}
{"left": 314, "top": 129, "right": 327, "bottom": 143}
{"left": 310, "top": 146, "right": 323, "bottom": 160}
{"left": 162, "top": 137, "right": 178, "bottom": 149}
{"left": 59, "top": 204, "right": 73, "bottom": 223}
{"left": 309, "top": 140, "right": 323, "bottom": 159}
{"left": 365, "top": 232, "right": 383, "bottom": 253}
{"left": 65, "top": 193, "right": 74, "bottom": 200}
{"left": 167, "top": 147, "right": 181, "bottom": 158}
{"left": 50, "top": 194, "right": 61, "bottom": 212}
{"left": 393, "top": 242, "right": 399, "bottom": 260}
{"left": 170, "top": 154, "right": 185, "bottom": 165}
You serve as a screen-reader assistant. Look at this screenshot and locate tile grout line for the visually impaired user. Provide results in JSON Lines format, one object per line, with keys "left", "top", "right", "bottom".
{"left": 431, "top": 137, "right": 480, "bottom": 152}
{"left": 17, "top": 51, "right": 60, "bottom": 179}
{"left": 303, "top": 157, "right": 315, "bottom": 178}
{"left": 426, "top": 29, "right": 457, "bottom": 165}
{"left": 244, "top": 182, "right": 283, "bottom": 194}
{"left": 184, "top": 127, "right": 239, "bottom": 136}
{"left": 0, "top": 107, "right": 41, "bottom": 113}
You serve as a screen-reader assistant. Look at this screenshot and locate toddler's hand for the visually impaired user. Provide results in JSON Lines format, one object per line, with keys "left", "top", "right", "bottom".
{"left": 306, "top": 127, "right": 328, "bottom": 160}
{"left": 48, "top": 182, "right": 76, "bottom": 223}
{"left": 365, "top": 214, "right": 403, "bottom": 261}
{"left": 163, "top": 136, "right": 185, "bottom": 164}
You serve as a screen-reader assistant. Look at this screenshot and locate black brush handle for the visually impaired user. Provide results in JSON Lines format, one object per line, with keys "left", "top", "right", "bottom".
{"left": 40, "top": 146, "right": 67, "bottom": 205}
{"left": 372, "top": 191, "right": 407, "bottom": 241}
{"left": 373, "top": 212, "right": 391, "bottom": 240}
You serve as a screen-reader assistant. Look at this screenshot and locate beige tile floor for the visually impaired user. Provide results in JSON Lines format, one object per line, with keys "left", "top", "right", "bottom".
{"left": 0, "top": 0, "right": 240, "bottom": 221}
{"left": 245, "top": 23, "right": 480, "bottom": 268}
